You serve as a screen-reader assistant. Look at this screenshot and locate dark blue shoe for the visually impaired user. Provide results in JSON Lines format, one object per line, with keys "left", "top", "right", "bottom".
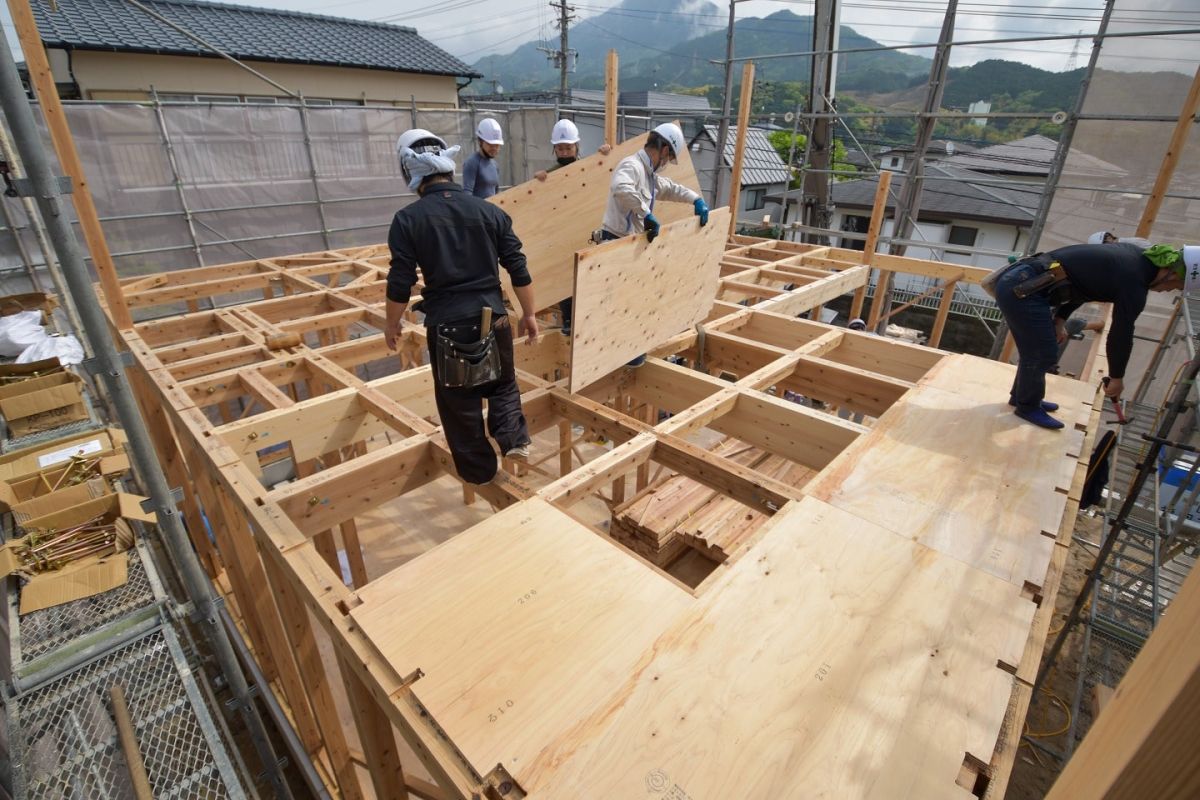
{"left": 1009, "top": 398, "right": 1059, "bottom": 412}
{"left": 1014, "top": 407, "right": 1064, "bottom": 430}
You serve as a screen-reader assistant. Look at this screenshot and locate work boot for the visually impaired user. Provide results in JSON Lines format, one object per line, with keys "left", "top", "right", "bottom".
{"left": 504, "top": 443, "right": 531, "bottom": 461}
{"left": 1013, "top": 407, "right": 1064, "bottom": 430}
{"left": 1009, "top": 398, "right": 1059, "bottom": 412}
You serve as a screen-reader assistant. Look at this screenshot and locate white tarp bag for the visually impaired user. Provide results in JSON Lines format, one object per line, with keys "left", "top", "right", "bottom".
{"left": 0, "top": 310, "right": 46, "bottom": 357}
{"left": 17, "top": 334, "right": 85, "bottom": 366}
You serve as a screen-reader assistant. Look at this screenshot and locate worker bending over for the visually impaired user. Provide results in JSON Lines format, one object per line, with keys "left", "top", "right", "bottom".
{"left": 993, "top": 242, "right": 1193, "bottom": 430}
{"left": 385, "top": 128, "right": 537, "bottom": 484}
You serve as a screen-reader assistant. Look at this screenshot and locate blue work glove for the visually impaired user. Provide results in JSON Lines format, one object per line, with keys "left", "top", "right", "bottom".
{"left": 693, "top": 198, "right": 709, "bottom": 226}
{"left": 644, "top": 213, "right": 661, "bottom": 243}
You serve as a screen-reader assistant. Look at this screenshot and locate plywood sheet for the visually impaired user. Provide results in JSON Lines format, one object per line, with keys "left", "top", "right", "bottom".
{"left": 568, "top": 207, "right": 730, "bottom": 392}
{"left": 807, "top": 354, "right": 1085, "bottom": 590}
{"left": 350, "top": 497, "right": 694, "bottom": 775}
{"left": 491, "top": 133, "right": 702, "bottom": 310}
{"left": 519, "top": 497, "right": 1033, "bottom": 798}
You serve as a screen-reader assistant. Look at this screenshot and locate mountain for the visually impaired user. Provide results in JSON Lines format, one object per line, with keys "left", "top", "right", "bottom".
{"left": 470, "top": 0, "right": 723, "bottom": 94}
{"left": 469, "top": 5, "right": 931, "bottom": 95}
{"left": 616, "top": 10, "right": 931, "bottom": 92}
{"left": 940, "top": 60, "right": 1085, "bottom": 112}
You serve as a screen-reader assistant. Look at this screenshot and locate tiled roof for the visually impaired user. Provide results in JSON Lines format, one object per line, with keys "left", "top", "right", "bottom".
{"left": 32, "top": 0, "right": 480, "bottom": 78}
{"left": 699, "top": 125, "right": 790, "bottom": 187}
{"left": 772, "top": 163, "right": 1043, "bottom": 225}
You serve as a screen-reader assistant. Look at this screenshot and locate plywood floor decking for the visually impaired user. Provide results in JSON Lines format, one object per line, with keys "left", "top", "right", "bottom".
{"left": 108, "top": 230, "right": 1095, "bottom": 800}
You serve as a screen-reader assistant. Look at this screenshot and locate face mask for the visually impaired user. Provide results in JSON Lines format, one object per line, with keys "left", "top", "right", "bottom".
{"left": 557, "top": 155, "right": 576, "bottom": 166}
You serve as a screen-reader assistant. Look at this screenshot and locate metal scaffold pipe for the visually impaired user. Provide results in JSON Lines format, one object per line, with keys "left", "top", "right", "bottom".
{"left": 0, "top": 31, "right": 293, "bottom": 800}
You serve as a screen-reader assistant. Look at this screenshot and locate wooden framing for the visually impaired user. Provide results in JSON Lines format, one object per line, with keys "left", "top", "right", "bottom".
{"left": 107, "top": 218, "right": 1093, "bottom": 798}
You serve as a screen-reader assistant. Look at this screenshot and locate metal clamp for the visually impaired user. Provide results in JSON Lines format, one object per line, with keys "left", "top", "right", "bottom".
{"left": 81, "top": 350, "right": 135, "bottom": 377}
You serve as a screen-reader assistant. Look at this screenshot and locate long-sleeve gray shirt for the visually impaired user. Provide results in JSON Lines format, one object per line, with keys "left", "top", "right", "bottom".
{"left": 462, "top": 152, "right": 500, "bottom": 198}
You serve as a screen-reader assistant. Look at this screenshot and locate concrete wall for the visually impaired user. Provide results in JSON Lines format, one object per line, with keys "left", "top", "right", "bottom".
{"left": 53, "top": 50, "right": 461, "bottom": 106}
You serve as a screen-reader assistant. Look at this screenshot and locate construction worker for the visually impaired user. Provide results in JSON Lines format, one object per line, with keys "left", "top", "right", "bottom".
{"left": 1087, "top": 230, "right": 1118, "bottom": 245}
{"left": 577, "top": 123, "right": 708, "bottom": 359}
{"left": 532, "top": 119, "right": 610, "bottom": 335}
{"left": 994, "top": 242, "right": 1191, "bottom": 430}
{"left": 386, "top": 128, "right": 537, "bottom": 484}
{"left": 533, "top": 119, "right": 612, "bottom": 182}
{"left": 463, "top": 117, "right": 503, "bottom": 198}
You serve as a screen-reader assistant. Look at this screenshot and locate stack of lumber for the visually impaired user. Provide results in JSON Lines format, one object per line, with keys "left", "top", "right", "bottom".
{"left": 610, "top": 438, "right": 813, "bottom": 566}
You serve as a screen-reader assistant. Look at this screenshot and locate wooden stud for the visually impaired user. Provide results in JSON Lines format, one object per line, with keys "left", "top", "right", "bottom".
{"left": 849, "top": 169, "right": 892, "bottom": 321}
{"left": 1136, "top": 63, "right": 1200, "bottom": 239}
{"left": 605, "top": 50, "right": 618, "bottom": 146}
{"left": 726, "top": 62, "right": 755, "bottom": 238}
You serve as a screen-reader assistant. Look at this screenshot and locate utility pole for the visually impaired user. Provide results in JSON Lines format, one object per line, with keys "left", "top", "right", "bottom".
{"left": 540, "top": 1, "right": 577, "bottom": 101}
{"left": 878, "top": 0, "right": 958, "bottom": 335}
{"left": 713, "top": 0, "right": 737, "bottom": 207}
{"left": 802, "top": 0, "right": 839, "bottom": 244}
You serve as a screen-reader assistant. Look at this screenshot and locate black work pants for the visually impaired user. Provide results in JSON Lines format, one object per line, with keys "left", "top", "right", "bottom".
{"left": 427, "top": 315, "right": 529, "bottom": 484}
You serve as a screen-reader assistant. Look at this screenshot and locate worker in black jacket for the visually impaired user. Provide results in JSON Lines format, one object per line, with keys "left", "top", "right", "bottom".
{"left": 994, "top": 241, "right": 1189, "bottom": 430}
{"left": 385, "top": 128, "right": 538, "bottom": 484}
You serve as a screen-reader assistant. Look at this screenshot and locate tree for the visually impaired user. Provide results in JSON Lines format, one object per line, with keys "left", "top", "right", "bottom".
{"left": 768, "top": 130, "right": 859, "bottom": 185}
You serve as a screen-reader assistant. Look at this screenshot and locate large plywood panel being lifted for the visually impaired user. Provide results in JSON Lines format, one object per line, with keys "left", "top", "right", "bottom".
{"left": 490, "top": 132, "right": 702, "bottom": 309}
{"left": 568, "top": 207, "right": 729, "bottom": 392}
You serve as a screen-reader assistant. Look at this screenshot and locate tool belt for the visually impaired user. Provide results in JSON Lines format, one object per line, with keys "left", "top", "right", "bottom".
{"left": 435, "top": 317, "right": 503, "bottom": 390}
{"left": 981, "top": 253, "right": 1070, "bottom": 303}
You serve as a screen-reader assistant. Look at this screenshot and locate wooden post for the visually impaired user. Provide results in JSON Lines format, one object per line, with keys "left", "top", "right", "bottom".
{"left": 7, "top": 0, "right": 133, "bottom": 329}
{"left": 337, "top": 652, "right": 411, "bottom": 800}
{"left": 1136, "top": 64, "right": 1200, "bottom": 239}
{"left": 850, "top": 170, "right": 892, "bottom": 321}
{"left": 726, "top": 62, "right": 755, "bottom": 238}
{"left": 999, "top": 331, "right": 1016, "bottom": 363}
{"left": 1046, "top": 565, "right": 1200, "bottom": 799}
{"left": 605, "top": 50, "right": 618, "bottom": 146}
{"left": 929, "top": 279, "right": 957, "bottom": 348}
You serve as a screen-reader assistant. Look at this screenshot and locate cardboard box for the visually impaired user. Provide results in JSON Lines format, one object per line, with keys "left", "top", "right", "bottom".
{"left": 10, "top": 478, "right": 110, "bottom": 524}
{"left": 0, "top": 371, "right": 88, "bottom": 437}
{"left": 0, "top": 452, "right": 129, "bottom": 513}
{"left": 0, "top": 357, "right": 64, "bottom": 383}
{"left": 0, "top": 292, "right": 57, "bottom": 324}
{"left": 0, "top": 427, "right": 127, "bottom": 483}
{"left": 1, "top": 492, "right": 157, "bottom": 614}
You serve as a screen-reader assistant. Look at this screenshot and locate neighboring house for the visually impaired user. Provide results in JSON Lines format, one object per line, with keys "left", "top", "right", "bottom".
{"left": 876, "top": 140, "right": 972, "bottom": 172}
{"left": 690, "top": 126, "right": 791, "bottom": 222}
{"left": 942, "top": 133, "right": 1127, "bottom": 184}
{"left": 618, "top": 91, "right": 713, "bottom": 115}
{"left": 770, "top": 162, "right": 1041, "bottom": 299}
{"left": 31, "top": 0, "right": 479, "bottom": 106}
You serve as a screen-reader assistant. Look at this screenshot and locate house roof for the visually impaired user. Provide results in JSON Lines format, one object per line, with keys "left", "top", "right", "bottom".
{"left": 942, "top": 134, "right": 1058, "bottom": 176}
{"left": 698, "top": 125, "right": 790, "bottom": 188}
{"left": 32, "top": 0, "right": 480, "bottom": 79}
{"left": 620, "top": 91, "right": 713, "bottom": 112}
{"left": 772, "top": 163, "right": 1043, "bottom": 226}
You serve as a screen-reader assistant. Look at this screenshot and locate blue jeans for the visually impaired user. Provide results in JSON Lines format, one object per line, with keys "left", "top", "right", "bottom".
{"left": 995, "top": 261, "right": 1059, "bottom": 413}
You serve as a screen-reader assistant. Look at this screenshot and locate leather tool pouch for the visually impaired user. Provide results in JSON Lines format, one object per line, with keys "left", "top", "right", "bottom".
{"left": 436, "top": 325, "right": 501, "bottom": 389}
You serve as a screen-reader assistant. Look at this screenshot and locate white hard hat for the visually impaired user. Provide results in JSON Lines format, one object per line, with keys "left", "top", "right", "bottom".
{"left": 652, "top": 122, "right": 685, "bottom": 161}
{"left": 551, "top": 119, "right": 580, "bottom": 145}
{"left": 848, "top": 318, "right": 867, "bottom": 331}
{"left": 476, "top": 117, "right": 504, "bottom": 145}
{"left": 396, "top": 128, "right": 449, "bottom": 177}
{"left": 1087, "top": 230, "right": 1114, "bottom": 245}
{"left": 1183, "top": 245, "right": 1200, "bottom": 294}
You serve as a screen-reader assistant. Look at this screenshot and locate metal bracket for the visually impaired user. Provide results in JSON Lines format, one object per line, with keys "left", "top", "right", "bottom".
{"left": 81, "top": 350, "right": 135, "bottom": 377}
{"left": 10, "top": 175, "right": 73, "bottom": 197}
{"left": 140, "top": 487, "right": 184, "bottom": 515}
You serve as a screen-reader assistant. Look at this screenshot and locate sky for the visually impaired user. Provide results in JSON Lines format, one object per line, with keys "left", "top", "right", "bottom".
{"left": 2, "top": 0, "right": 1198, "bottom": 75}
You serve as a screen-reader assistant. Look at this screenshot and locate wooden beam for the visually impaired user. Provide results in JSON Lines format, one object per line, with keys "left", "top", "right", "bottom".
{"left": 605, "top": 49, "right": 618, "bottom": 146}
{"left": 1136, "top": 63, "right": 1200, "bottom": 239}
{"left": 849, "top": 170, "right": 892, "bottom": 321}
{"left": 726, "top": 62, "right": 755, "bottom": 237}
{"left": 1046, "top": 565, "right": 1200, "bottom": 799}
{"left": 930, "top": 279, "right": 957, "bottom": 348}
{"left": 758, "top": 266, "right": 868, "bottom": 317}
{"left": 7, "top": 0, "right": 132, "bottom": 329}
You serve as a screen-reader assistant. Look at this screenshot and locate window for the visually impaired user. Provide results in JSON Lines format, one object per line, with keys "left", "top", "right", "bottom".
{"left": 948, "top": 225, "right": 979, "bottom": 247}
{"left": 889, "top": 156, "right": 900, "bottom": 168}
{"left": 745, "top": 188, "right": 766, "bottom": 211}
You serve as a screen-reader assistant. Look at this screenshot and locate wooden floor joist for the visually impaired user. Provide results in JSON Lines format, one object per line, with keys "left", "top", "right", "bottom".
{"left": 105, "top": 160, "right": 1091, "bottom": 798}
